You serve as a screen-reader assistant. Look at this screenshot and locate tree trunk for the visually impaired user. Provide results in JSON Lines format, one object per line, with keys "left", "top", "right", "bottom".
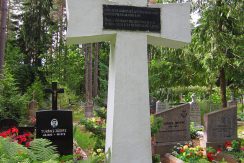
{"left": 0, "top": 0, "right": 8, "bottom": 75}
{"left": 84, "top": 44, "right": 93, "bottom": 117}
{"left": 219, "top": 67, "right": 227, "bottom": 108}
{"left": 93, "top": 43, "right": 99, "bottom": 97}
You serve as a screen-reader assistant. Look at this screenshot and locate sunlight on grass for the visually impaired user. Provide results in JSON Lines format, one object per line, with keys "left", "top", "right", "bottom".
{"left": 238, "top": 125, "right": 244, "bottom": 139}
{"left": 74, "top": 125, "right": 96, "bottom": 151}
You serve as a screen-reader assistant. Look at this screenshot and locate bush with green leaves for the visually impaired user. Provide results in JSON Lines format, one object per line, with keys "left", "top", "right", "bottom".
{"left": 150, "top": 115, "right": 163, "bottom": 136}
{"left": 0, "top": 69, "right": 28, "bottom": 121}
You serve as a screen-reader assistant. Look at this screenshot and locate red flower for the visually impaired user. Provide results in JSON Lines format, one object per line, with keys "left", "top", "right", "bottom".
{"left": 179, "top": 148, "right": 184, "bottom": 153}
{"left": 217, "top": 148, "right": 222, "bottom": 153}
{"left": 24, "top": 132, "right": 31, "bottom": 137}
{"left": 240, "top": 147, "right": 244, "bottom": 151}
{"left": 25, "top": 141, "right": 30, "bottom": 148}
{"left": 207, "top": 152, "right": 214, "bottom": 162}
{"left": 224, "top": 141, "right": 232, "bottom": 148}
{"left": 0, "top": 132, "right": 7, "bottom": 138}
{"left": 11, "top": 127, "right": 19, "bottom": 133}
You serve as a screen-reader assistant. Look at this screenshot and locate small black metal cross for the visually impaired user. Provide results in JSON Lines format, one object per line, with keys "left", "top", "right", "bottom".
{"left": 45, "top": 82, "right": 64, "bottom": 110}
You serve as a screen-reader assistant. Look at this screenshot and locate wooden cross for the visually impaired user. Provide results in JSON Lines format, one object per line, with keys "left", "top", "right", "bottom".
{"left": 45, "top": 82, "right": 64, "bottom": 110}
{"left": 66, "top": 0, "right": 190, "bottom": 162}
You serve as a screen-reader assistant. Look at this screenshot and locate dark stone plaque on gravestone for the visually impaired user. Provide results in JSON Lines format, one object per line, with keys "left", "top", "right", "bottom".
{"left": 36, "top": 110, "right": 73, "bottom": 155}
{"left": 103, "top": 5, "right": 161, "bottom": 33}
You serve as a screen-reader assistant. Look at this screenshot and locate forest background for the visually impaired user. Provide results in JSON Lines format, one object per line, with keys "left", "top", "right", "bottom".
{"left": 0, "top": 0, "right": 243, "bottom": 122}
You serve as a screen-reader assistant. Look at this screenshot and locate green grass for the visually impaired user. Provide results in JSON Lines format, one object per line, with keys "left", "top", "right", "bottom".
{"left": 73, "top": 110, "right": 85, "bottom": 122}
{"left": 74, "top": 125, "right": 96, "bottom": 150}
{"left": 238, "top": 125, "right": 244, "bottom": 139}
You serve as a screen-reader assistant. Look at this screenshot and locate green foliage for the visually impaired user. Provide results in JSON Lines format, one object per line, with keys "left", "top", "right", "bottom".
{"left": 152, "top": 154, "right": 161, "bottom": 163}
{"left": 173, "top": 143, "right": 206, "bottom": 162}
{"left": 28, "top": 138, "right": 59, "bottom": 161}
{"left": 80, "top": 110, "right": 106, "bottom": 153}
{"left": 206, "top": 147, "right": 216, "bottom": 154}
{"left": 73, "top": 125, "right": 96, "bottom": 150}
{"left": 190, "top": 122, "right": 198, "bottom": 139}
{"left": 94, "top": 108, "right": 107, "bottom": 120}
{"left": 224, "top": 151, "right": 244, "bottom": 162}
{"left": 150, "top": 115, "right": 163, "bottom": 136}
{"left": 0, "top": 69, "right": 27, "bottom": 121}
{"left": 0, "top": 137, "right": 59, "bottom": 162}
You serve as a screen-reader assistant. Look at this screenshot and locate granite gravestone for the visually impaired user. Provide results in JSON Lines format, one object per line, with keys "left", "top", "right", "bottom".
{"left": 227, "top": 93, "right": 237, "bottom": 107}
{"left": 36, "top": 110, "right": 73, "bottom": 155}
{"left": 36, "top": 82, "right": 73, "bottom": 155}
{"left": 150, "top": 97, "right": 157, "bottom": 114}
{"left": 201, "top": 106, "right": 237, "bottom": 149}
{"left": 28, "top": 93, "right": 38, "bottom": 125}
{"left": 189, "top": 94, "right": 201, "bottom": 127}
{"left": 156, "top": 100, "right": 169, "bottom": 113}
{"left": 154, "top": 103, "right": 191, "bottom": 156}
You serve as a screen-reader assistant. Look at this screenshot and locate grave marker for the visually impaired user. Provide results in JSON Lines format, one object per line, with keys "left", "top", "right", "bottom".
{"left": 227, "top": 93, "right": 237, "bottom": 107}
{"left": 66, "top": 0, "right": 190, "bottom": 162}
{"left": 36, "top": 82, "right": 73, "bottom": 156}
{"left": 189, "top": 94, "right": 201, "bottom": 127}
{"left": 156, "top": 100, "right": 169, "bottom": 113}
{"left": 28, "top": 92, "right": 38, "bottom": 125}
{"left": 154, "top": 104, "right": 191, "bottom": 156}
{"left": 201, "top": 106, "right": 237, "bottom": 149}
{"left": 45, "top": 82, "right": 64, "bottom": 110}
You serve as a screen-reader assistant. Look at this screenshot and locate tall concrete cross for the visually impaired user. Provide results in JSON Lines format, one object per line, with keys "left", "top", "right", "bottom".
{"left": 66, "top": 0, "right": 191, "bottom": 162}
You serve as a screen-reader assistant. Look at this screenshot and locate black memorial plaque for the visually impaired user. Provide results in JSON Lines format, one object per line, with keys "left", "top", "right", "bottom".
{"left": 36, "top": 110, "right": 73, "bottom": 155}
{"left": 103, "top": 5, "right": 161, "bottom": 33}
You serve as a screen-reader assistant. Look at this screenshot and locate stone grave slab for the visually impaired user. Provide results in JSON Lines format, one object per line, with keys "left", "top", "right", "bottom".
{"left": 156, "top": 100, "right": 169, "bottom": 113}
{"left": 154, "top": 103, "right": 190, "bottom": 156}
{"left": 189, "top": 94, "right": 201, "bottom": 127}
{"left": 36, "top": 110, "right": 73, "bottom": 155}
{"left": 201, "top": 106, "right": 237, "bottom": 149}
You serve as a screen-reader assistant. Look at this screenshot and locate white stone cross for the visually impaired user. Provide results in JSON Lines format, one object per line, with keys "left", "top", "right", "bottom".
{"left": 66, "top": 0, "right": 191, "bottom": 162}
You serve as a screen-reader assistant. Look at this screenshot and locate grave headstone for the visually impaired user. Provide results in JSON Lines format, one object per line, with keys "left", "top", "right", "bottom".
{"left": 201, "top": 106, "right": 237, "bottom": 149}
{"left": 66, "top": 0, "right": 190, "bottom": 162}
{"left": 36, "top": 110, "right": 73, "bottom": 155}
{"left": 36, "top": 82, "right": 73, "bottom": 156}
{"left": 156, "top": 100, "right": 169, "bottom": 113}
{"left": 28, "top": 94, "right": 38, "bottom": 125}
{"left": 154, "top": 103, "right": 191, "bottom": 156}
{"left": 0, "top": 119, "right": 18, "bottom": 132}
{"left": 150, "top": 96, "right": 157, "bottom": 114}
{"left": 189, "top": 94, "right": 201, "bottom": 127}
{"left": 227, "top": 93, "right": 237, "bottom": 107}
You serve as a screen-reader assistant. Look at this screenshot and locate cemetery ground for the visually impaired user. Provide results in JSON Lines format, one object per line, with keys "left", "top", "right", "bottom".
{"left": 0, "top": 99, "right": 243, "bottom": 163}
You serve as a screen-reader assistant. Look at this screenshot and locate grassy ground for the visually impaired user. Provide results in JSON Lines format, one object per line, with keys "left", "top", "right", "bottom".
{"left": 74, "top": 125, "right": 96, "bottom": 152}
{"left": 238, "top": 125, "right": 244, "bottom": 139}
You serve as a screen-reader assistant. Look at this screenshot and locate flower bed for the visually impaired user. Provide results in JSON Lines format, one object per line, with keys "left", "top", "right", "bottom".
{"left": 172, "top": 143, "right": 209, "bottom": 162}
{"left": 205, "top": 139, "right": 244, "bottom": 163}
{"left": 0, "top": 127, "right": 33, "bottom": 147}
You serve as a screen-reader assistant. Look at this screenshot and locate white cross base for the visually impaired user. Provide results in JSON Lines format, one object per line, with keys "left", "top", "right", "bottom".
{"left": 66, "top": 0, "right": 191, "bottom": 162}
